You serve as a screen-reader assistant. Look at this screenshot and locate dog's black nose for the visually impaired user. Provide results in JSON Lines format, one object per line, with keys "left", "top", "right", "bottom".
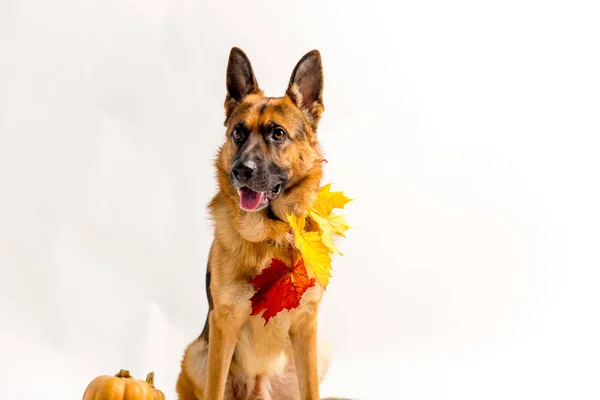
{"left": 232, "top": 160, "right": 256, "bottom": 182}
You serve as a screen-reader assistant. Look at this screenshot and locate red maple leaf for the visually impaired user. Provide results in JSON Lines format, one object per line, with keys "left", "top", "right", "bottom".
{"left": 249, "top": 257, "right": 315, "bottom": 324}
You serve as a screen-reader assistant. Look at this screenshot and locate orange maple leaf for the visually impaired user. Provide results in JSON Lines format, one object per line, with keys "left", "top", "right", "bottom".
{"left": 249, "top": 257, "right": 316, "bottom": 324}
{"left": 287, "top": 213, "right": 333, "bottom": 288}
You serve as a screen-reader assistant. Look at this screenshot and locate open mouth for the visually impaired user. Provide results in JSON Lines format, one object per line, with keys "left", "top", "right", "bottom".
{"left": 238, "top": 183, "right": 283, "bottom": 211}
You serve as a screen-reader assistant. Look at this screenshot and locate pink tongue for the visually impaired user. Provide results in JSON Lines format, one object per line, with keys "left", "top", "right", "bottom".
{"left": 239, "top": 187, "right": 264, "bottom": 211}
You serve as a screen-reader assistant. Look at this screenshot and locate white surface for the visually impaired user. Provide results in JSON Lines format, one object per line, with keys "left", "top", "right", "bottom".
{"left": 1, "top": 0, "right": 599, "bottom": 399}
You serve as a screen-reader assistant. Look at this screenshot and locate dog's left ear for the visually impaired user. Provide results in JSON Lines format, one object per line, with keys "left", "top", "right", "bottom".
{"left": 286, "top": 50, "right": 324, "bottom": 127}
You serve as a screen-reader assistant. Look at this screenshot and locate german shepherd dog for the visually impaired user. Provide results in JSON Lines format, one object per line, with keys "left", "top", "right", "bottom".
{"left": 176, "top": 48, "right": 337, "bottom": 400}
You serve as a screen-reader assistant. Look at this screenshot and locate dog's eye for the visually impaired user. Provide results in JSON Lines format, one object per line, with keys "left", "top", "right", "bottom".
{"left": 272, "top": 127, "right": 287, "bottom": 142}
{"left": 232, "top": 128, "right": 244, "bottom": 142}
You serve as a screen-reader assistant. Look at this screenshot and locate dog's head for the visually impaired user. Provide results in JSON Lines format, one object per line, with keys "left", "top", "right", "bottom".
{"left": 216, "top": 47, "right": 325, "bottom": 213}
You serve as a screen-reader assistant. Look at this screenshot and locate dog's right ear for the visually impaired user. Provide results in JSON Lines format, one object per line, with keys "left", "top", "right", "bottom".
{"left": 225, "top": 47, "right": 260, "bottom": 121}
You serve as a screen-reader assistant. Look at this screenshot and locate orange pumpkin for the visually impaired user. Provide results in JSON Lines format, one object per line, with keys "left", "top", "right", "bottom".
{"left": 82, "top": 369, "right": 166, "bottom": 400}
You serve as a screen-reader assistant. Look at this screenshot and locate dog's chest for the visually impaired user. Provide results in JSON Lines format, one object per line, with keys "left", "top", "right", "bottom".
{"left": 233, "top": 312, "right": 292, "bottom": 377}
{"left": 226, "top": 243, "right": 324, "bottom": 377}
{"left": 233, "top": 284, "right": 323, "bottom": 378}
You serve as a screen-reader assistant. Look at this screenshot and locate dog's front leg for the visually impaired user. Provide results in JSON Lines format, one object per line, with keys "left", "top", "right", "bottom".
{"left": 290, "top": 310, "right": 320, "bottom": 400}
{"left": 205, "top": 306, "right": 246, "bottom": 400}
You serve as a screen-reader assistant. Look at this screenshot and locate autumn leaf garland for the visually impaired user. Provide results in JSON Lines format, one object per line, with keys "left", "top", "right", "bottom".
{"left": 249, "top": 184, "right": 352, "bottom": 324}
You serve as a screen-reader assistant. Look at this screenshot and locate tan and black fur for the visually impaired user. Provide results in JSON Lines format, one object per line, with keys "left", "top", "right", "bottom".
{"left": 176, "top": 48, "right": 339, "bottom": 400}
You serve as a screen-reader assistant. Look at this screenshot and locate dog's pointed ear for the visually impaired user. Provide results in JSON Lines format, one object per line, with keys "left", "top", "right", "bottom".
{"left": 286, "top": 50, "right": 324, "bottom": 127}
{"left": 225, "top": 47, "right": 260, "bottom": 120}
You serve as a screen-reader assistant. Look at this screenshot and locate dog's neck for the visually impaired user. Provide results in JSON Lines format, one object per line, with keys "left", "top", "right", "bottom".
{"left": 266, "top": 205, "right": 284, "bottom": 223}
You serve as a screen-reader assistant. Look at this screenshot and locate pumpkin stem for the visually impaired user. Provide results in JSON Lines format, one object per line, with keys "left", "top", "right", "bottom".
{"left": 146, "top": 371, "right": 156, "bottom": 388}
{"left": 115, "top": 369, "right": 133, "bottom": 379}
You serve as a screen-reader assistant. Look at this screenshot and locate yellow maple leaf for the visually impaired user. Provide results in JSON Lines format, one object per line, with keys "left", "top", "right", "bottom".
{"left": 311, "top": 184, "right": 352, "bottom": 217}
{"left": 308, "top": 211, "right": 350, "bottom": 255}
{"left": 287, "top": 213, "right": 333, "bottom": 288}
{"left": 307, "top": 184, "right": 351, "bottom": 255}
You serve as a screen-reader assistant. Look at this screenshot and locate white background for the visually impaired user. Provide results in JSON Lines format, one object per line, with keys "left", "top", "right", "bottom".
{"left": 1, "top": 0, "right": 599, "bottom": 399}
